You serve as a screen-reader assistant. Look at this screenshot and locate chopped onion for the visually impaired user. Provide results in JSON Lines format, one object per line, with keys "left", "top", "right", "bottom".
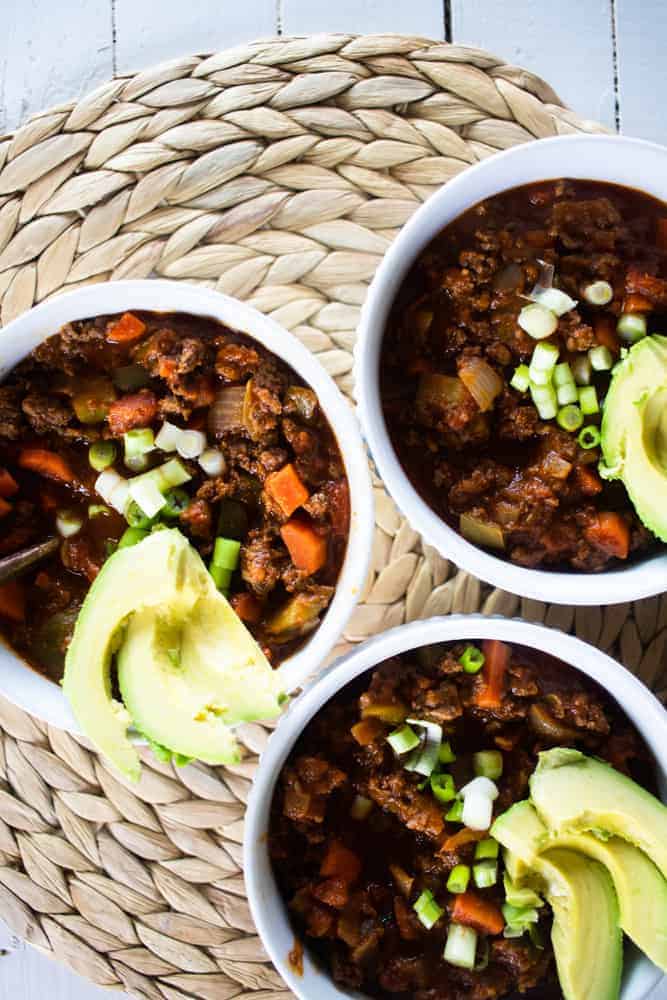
{"left": 108, "top": 480, "right": 130, "bottom": 515}
{"left": 128, "top": 477, "right": 166, "bottom": 519}
{"left": 617, "top": 312, "right": 647, "bottom": 343}
{"left": 518, "top": 303, "right": 558, "bottom": 340}
{"left": 460, "top": 776, "right": 499, "bottom": 831}
{"left": 530, "top": 287, "right": 577, "bottom": 316}
{"left": 458, "top": 357, "right": 503, "bottom": 412}
{"left": 583, "top": 280, "right": 613, "bottom": 305}
{"left": 198, "top": 447, "right": 226, "bottom": 477}
{"left": 404, "top": 719, "right": 443, "bottom": 777}
{"left": 208, "top": 386, "right": 246, "bottom": 437}
{"left": 572, "top": 355, "right": 592, "bottom": 386}
{"left": 95, "top": 470, "right": 124, "bottom": 504}
{"left": 56, "top": 511, "right": 83, "bottom": 538}
{"left": 155, "top": 421, "right": 182, "bottom": 452}
{"left": 444, "top": 924, "right": 478, "bottom": 970}
{"left": 459, "top": 776, "right": 499, "bottom": 800}
{"left": 176, "top": 429, "right": 207, "bottom": 459}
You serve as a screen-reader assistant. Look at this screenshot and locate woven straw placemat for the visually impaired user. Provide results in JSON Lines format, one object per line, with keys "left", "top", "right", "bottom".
{"left": 0, "top": 33, "right": 665, "bottom": 999}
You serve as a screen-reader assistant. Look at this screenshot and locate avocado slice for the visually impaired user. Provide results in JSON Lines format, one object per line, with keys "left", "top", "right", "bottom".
{"left": 504, "top": 846, "right": 622, "bottom": 1000}
{"left": 63, "top": 528, "right": 282, "bottom": 780}
{"left": 529, "top": 749, "right": 667, "bottom": 876}
{"left": 493, "top": 800, "right": 667, "bottom": 972}
{"left": 600, "top": 334, "right": 667, "bottom": 540}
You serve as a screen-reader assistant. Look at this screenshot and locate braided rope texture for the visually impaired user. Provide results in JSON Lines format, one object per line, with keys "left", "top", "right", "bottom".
{"left": 0, "top": 33, "right": 665, "bottom": 998}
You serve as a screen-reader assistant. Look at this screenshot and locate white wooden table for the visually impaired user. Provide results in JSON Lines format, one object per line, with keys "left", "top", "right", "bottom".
{"left": 0, "top": 0, "right": 665, "bottom": 996}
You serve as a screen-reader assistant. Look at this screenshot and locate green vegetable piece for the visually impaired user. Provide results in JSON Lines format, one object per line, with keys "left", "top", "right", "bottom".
{"left": 89, "top": 441, "right": 116, "bottom": 472}
{"left": 459, "top": 645, "right": 485, "bottom": 674}
{"left": 118, "top": 527, "right": 149, "bottom": 548}
{"left": 444, "top": 923, "right": 477, "bottom": 970}
{"left": 387, "top": 724, "right": 420, "bottom": 756}
{"left": 473, "top": 750, "right": 503, "bottom": 780}
{"left": 556, "top": 404, "right": 584, "bottom": 432}
{"left": 414, "top": 889, "right": 444, "bottom": 929}
{"left": 161, "top": 487, "right": 190, "bottom": 520}
{"left": 438, "top": 741, "right": 456, "bottom": 765}
{"left": 578, "top": 425, "right": 601, "bottom": 450}
{"left": 447, "top": 864, "right": 471, "bottom": 894}
{"left": 475, "top": 838, "right": 499, "bottom": 861}
{"left": 617, "top": 312, "right": 647, "bottom": 343}
{"left": 473, "top": 860, "right": 498, "bottom": 889}
{"left": 430, "top": 772, "right": 456, "bottom": 804}
{"left": 445, "top": 799, "right": 464, "bottom": 823}
{"left": 578, "top": 385, "right": 599, "bottom": 415}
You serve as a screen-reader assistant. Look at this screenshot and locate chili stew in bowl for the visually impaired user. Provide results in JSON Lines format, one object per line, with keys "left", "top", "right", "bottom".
{"left": 379, "top": 177, "right": 667, "bottom": 573}
{"left": 268, "top": 636, "right": 661, "bottom": 1000}
{"left": 0, "top": 308, "right": 350, "bottom": 679}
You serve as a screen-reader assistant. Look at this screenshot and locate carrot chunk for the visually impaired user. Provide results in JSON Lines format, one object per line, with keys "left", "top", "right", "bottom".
{"left": 320, "top": 841, "right": 361, "bottom": 884}
{"left": 229, "top": 591, "right": 262, "bottom": 624}
{"left": 0, "top": 580, "right": 25, "bottom": 623}
{"left": 584, "top": 511, "right": 630, "bottom": 560}
{"left": 266, "top": 463, "right": 309, "bottom": 517}
{"left": 452, "top": 891, "right": 505, "bottom": 936}
{"left": 19, "top": 448, "right": 75, "bottom": 484}
{"left": 473, "top": 639, "right": 510, "bottom": 710}
{"left": 623, "top": 293, "right": 654, "bottom": 313}
{"left": 441, "top": 827, "right": 486, "bottom": 852}
{"left": 107, "top": 312, "right": 147, "bottom": 344}
{"left": 0, "top": 468, "right": 18, "bottom": 497}
{"left": 280, "top": 518, "right": 327, "bottom": 575}
{"left": 575, "top": 466, "right": 603, "bottom": 496}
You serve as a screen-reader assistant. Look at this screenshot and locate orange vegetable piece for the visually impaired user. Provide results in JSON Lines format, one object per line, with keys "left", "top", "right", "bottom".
{"left": 280, "top": 518, "right": 327, "bottom": 575}
{"left": 351, "top": 718, "right": 384, "bottom": 746}
{"left": 0, "top": 498, "right": 11, "bottom": 518}
{"left": 623, "top": 293, "right": 654, "bottom": 313}
{"left": 229, "top": 591, "right": 262, "bottom": 624}
{"left": 0, "top": 468, "right": 18, "bottom": 497}
{"left": 0, "top": 580, "right": 25, "bottom": 623}
{"left": 452, "top": 892, "right": 505, "bottom": 936}
{"left": 18, "top": 449, "right": 75, "bottom": 484}
{"left": 576, "top": 466, "right": 603, "bottom": 496}
{"left": 441, "top": 827, "right": 487, "bottom": 852}
{"left": 593, "top": 314, "right": 620, "bottom": 354}
{"left": 584, "top": 511, "right": 630, "bottom": 560}
{"left": 266, "top": 463, "right": 309, "bottom": 517}
{"left": 320, "top": 841, "right": 361, "bottom": 884}
{"left": 107, "top": 312, "right": 147, "bottom": 344}
{"left": 474, "top": 639, "right": 510, "bottom": 710}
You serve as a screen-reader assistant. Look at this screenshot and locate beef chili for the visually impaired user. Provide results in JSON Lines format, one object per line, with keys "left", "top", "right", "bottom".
{"left": 0, "top": 310, "right": 350, "bottom": 678}
{"left": 380, "top": 178, "right": 667, "bottom": 571}
{"left": 269, "top": 639, "right": 653, "bottom": 999}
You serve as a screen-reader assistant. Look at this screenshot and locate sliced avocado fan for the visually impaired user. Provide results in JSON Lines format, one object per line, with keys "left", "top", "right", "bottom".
{"left": 63, "top": 529, "right": 283, "bottom": 781}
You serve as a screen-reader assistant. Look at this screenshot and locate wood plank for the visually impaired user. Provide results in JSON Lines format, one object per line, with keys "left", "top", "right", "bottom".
{"left": 451, "top": 0, "right": 616, "bottom": 130}
{"left": 114, "top": 0, "right": 277, "bottom": 74}
{"left": 0, "top": 0, "right": 112, "bottom": 134}
{"left": 616, "top": 0, "right": 667, "bottom": 143}
{"left": 282, "top": 0, "right": 444, "bottom": 38}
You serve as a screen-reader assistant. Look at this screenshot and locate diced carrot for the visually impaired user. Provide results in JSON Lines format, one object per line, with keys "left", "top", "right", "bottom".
{"left": 584, "top": 511, "right": 630, "bottom": 560}
{"left": 451, "top": 892, "right": 505, "bottom": 936}
{"left": 320, "top": 841, "right": 361, "bottom": 884}
{"left": 625, "top": 268, "right": 667, "bottom": 307}
{"left": 441, "top": 827, "right": 487, "bottom": 852}
{"left": 474, "top": 639, "right": 510, "bottom": 710}
{"left": 0, "top": 468, "right": 18, "bottom": 498}
{"left": 107, "top": 312, "right": 147, "bottom": 344}
{"left": 0, "top": 498, "right": 11, "bottom": 518}
{"left": 593, "top": 314, "right": 620, "bottom": 354}
{"left": 229, "top": 591, "right": 262, "bottom": 624}
{"left": 107, "top": 390, "right": 158, "bottom": 436}
{"left": 280, "top": 518, "right": 327, "bottom": 575}
{"left": 623, "top": 293, "right": 654, "bottom": 313}
{"left": 657, "top": 218, "right": 667, "bottom": 250}
{"left": 351, "top": 718, "right": 384, "bottom": 746}
{"left": 18, "top": 448, "right": 75, "bottom": 484}
{"left": 0, "top": 580, "right": 25, "bottom": 623}
{"left": 576, "top": 465, "right": 603, "bottom": 496}
{"left": 266, "top": 463, "right": 309, "bottom": 518}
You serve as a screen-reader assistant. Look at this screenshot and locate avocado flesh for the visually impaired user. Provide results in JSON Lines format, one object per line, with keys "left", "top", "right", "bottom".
{"left": 63, "top": 529, "right": 205, "bottom": 781}
{"left": 493, "top": 800, "right": 667, "bottom": 972}
{"left": 117, "top": 572, "right": 282, "bottom": 765}
{"left": 510, "top": 847, "right": 622, "bottom": 1000}
{"left": 600, "top": 334, "right": 667, "bottom": 541}
{"left": 530, "top": 749, "right": 667, "bottom": 876}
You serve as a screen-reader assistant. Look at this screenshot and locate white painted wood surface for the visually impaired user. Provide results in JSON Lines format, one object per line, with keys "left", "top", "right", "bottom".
{"left": 0, "top": 0, "right": 666, "bottom": 996}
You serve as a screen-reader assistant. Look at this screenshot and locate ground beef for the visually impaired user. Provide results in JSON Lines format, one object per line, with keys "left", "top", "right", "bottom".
{"left": 0, "top": 385, "right": 25, "bottom": 440}
{"left": 241, "top": 527, "right": 285, "bottom": 596}
{"left": 22, "top": 392, "right": 72, "bottom": 435}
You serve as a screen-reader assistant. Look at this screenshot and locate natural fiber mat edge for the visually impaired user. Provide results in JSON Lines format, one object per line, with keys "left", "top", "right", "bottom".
{"left": 0, "top": 33, "right": 664, "bottom": 998}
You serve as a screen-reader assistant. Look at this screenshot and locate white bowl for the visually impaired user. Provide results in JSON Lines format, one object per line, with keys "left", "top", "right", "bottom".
{"left": 0, "top": 279, "right": 374, "bottom": 730}
{"left": 245, "top": 614, "right": 667, "bottom": 1000}
{"left": 355, "top": 134, "right": 667, "bottom": 605}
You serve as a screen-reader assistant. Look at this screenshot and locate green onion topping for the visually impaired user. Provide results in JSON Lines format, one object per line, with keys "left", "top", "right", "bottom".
{"left": 387, "top": 724, "right": 420, "bottom": 756}
{"left": 473, "top": 750, "right": 503, "bottom": 780}
{"left": 414, "top": 890, "right": 444, "bottom": 929}
{"left": 578, "top": 425, "right": 601, "bottom": 450}
{"left": 438, "top": 741, "right": 456, "bottom": 765}
{"left": 444, "top": 923, "right": 478, "bottom": 969}
{"left": 583, "top": 280, "right": 613, "bottom": 305}
{"left": 118, "top": 526, "right": 149, "bottom": 549}
{"left": 578, "top": 385, "right": 599, "bottom": 415}
{"left": 617, "top": 312, "right": 647, "bottom": 343}
{"left": 589, "top": 345, "right": 613, "bottom": 371}
{"left": 430, "top": 772, "right": 456, "bottom": 804}
{"left": 88, "top": 440, "right": 116, "bottom": 472}
{"left": 446, "top": 864, "right": 471, "bottom": 894}
{"left": 473, "top": 860, "right": 498, "bottom": 889}
{"left": 459, "top": 645, "right": 485, "bottom": 674}
{"left": 475, "top": 838, "right": 499, "bottom": 861}
{"left": 556, "top": 404, "right": 584, "bottom": 432}
{"left": 510, "top": 364, "right": 530, "bottom": 393}
{"left": 445, "top": 799, "right": 464, "bottom": 823}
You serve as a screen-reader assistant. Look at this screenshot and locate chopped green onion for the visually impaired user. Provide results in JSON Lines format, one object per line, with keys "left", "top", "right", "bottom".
{"left": 56, "top": 510, "right": 83, "bottom": 538}
{"left": 176, "top": 429, "right": 207, "bottom": 460}
{"left": 404, "top": 719, "right": 443, "bottom": 777}
{"left": 475, "top": 838, "right": 499, "bottom": 861}
{"left": 578, "top": 385, "right": 599, "bottom": 415}
{"left": 556, "top": 404, "right": 584, "bottom": 432}
{"left": 387, "top": 724, "right": 420, "bottom": 756}
{"left": 583, "top": 280, "right": 613, "bottom": 305}
{"left": 124, "top": 428, "right": 154, "bottom": 462}
{"left": 212, "top": 537, "right": 241, "bottom": 569}
{"left": 118, "top": 526, "right": 149, "bottom": 548}
{"left": 162, "top": 487, "right": 190, "bottom": 519}
{"left": 589, "top": 345, "right": 613, "bottom": 371}
{"left": 578, "top": 425, "right": 601, "bottom": 450}
{"left": 158, "top": 457, "right": 191, "bottom": 489}
{"left": 510, "top": 364, "right": 530, "bottom": 393}
{"left": 125, "top": 453, "right": 150, "bottom": 473}
{"left": 572, "top": 355, "right": 592, "bottom": 386}
{"left": 529, "top": 341, "right": 559, "bottom": 374}
{"left": 125, "top": 499, "right": 154, "bottom": 529}
{"left": 444, "top": 923, "right": 477, "bottom": 970}
{"left": 530, "top": 287, "right": 577, "bottom": 316}
{"left": 128, "top": 476, "right": 166, "bottom": 519}
{"left": 88, "top": 441, "right": 116, "bottom": 472}
{"left": 503, "top": 873, "right": 543, "bottom": 909}
{"left": 210, "top": 563, "right": 232, "bottom": 592}
{"left": 473, "top": 860, "right": 498, "bottom": 888}
{"left": 530, "top": 383, "right": 557, "bottom": 420}
{"left": 438, "top": 741, "right": 456, "bottom": 765}
{"left": 556, "top": 382, "right": 578, "bottom": 406}
{"left": 414, "top": 890, "right": 443, "bottom": 929}
{"left": 502, "top": 902, "right": 540, "bottom": 938}
{"left": 430, "top": 772, "right": 456, "bottom": 804}
{"left": 617, "top": 312, "right": 647, "bottom": 343}
{"left": 553, "top": 362, "right": 575, "bottom": 388}
{"left": 445, "top": 799, "right": 464, "bottom": 822}
{"left": 518, "top": 303, "right": 558, "bottom": 340}
{"left": 459, "top": 645, "right": 485, "bottom": 674}
{"left": 350, "top": 795, "right": 373, "bottom": 820}
{"left": 88, "top": 504, "right": 111, "bottom": 518}
{"left": 473, "top": 751, "right": 503, "bottom": 780}
{"left": 447, "top": 864, "right": 471, "bottom": 894}
{"left": 198, "top": 447, "right": 225, "bottom": 477}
